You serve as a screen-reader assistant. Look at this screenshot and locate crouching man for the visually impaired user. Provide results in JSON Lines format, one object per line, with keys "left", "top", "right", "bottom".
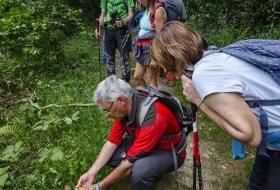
{"left": 76, "top": 75, "right": 186, "bottom": 190}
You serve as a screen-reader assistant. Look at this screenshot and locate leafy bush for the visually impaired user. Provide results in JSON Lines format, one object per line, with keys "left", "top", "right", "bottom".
{"left": 186, "top": 0, "right": 280, "bottom": 40}
{"left": 0, "top": 0, "right": 84, "bottom": 65}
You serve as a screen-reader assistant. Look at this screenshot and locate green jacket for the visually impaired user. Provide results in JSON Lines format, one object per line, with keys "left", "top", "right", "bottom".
{"left": 101, "top": 0, "right": 135, "bottom": 30}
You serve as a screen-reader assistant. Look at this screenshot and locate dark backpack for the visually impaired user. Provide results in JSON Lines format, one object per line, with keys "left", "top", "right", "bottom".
{"left": 202, "top": 39, "right": 280, "bottom": 156}
{"left": 149, "top": 0, "right": 188, "bottom": 29}
{"left": 135, "top": 85, "right": 192, "bottom": 180}
{"left": 136, "top": 86, "right": 193, "bottom": 136}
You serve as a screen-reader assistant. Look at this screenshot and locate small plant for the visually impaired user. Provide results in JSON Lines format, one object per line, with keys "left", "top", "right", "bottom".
{"left": 1, "top": 141, "right": 24, "bottom": 161}
{"left": 0, "top": 166, "right": 10, "bottom": 187}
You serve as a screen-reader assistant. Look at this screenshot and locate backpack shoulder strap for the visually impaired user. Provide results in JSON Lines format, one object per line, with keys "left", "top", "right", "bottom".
{"left": 138, "top": 96, "right": 158, "bottom": 126}
{"left": 136, "top": 86, "right": 158, "bottom": 126}
{"left": 245, "top": 99, "right": 280, "bottom": 156}
{"left": 149, "top": 1, "right": 165, "bottom": 28}
{"left": 200, "top": 45, "right": 220, "bottom": 59}
{"left": 106, "top": 0, "right": 128, "bottom": 11}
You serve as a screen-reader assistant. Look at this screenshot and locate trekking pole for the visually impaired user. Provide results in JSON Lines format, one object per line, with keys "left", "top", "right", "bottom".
{"left": 118, "top": 22, "right": 128, "bottom": 82}
{"left": 191, "top": 103, "right": 203, "bottom": 190}
{"left": 122, "top": 29, "right": 131, "bottom": 50}
{"left": 184, "top": 68, "right": 203, "bottom": 190}
{"left": 96, "top": 18, "right": 101, "bottom": 81}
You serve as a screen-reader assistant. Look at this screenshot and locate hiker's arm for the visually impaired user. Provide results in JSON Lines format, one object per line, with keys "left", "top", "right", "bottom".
{"left": 75, "top": 141, "right": 118, "bottom": 189}
{"left": 202, "top": 93, "right": 261, "bottom": 146}
{"left": 117, "top": 8, "right": 134, "bottom": 28}
{"left": 96, "top": 160, "right": 134, "bottom": 189}
{"left": 99, "top": 9, "right": 106, "bottom": 27}
{"left": 154, "top": 8, "right": 165, "bottom": 32}
{"left": 181, "top": 75, "right": 261, "bottom": 147}
{"left": 77, "top": 160, "right": 134, "bottom": 190}
{"left": 123, "top": 8, "right": 134, "bottom": 26}
{"left": 95, "top": 9, "right": 106, "bottom": 38}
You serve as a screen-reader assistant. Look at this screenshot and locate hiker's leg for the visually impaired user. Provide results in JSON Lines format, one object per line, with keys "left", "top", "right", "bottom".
{"left": 262, "top": 150, "right": 280, "bottom": 189}
{"left": 130, "top": 150, "right": 185, "bottom": 190}
{"left": 134, "top": 62, "right": 146, "bottom": 86}
{"left": 116, "top": 28, "right": 131, "bottom": 83}
{"left": 106, "top": 135, "right": 133, "bottom": 168}
{"left": 105, "top": 27, "right": 117, "bottom": 76}
{"left": 157, "top": 66, "right": 164, "bottom": 77}
{"left": 147, "top": 64, "right": 158, "bottom": 88}
{"left": 246, "top": 149, "right": 270, "bottom": 190}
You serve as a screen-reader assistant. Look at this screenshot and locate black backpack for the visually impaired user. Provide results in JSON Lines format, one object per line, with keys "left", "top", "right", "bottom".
{"left": 149, "top": 0, "right": 188, "bottom": 29}
{"left": 136, "top": 86, "right": 192, "bottom": 136}
{"left": 134, "top": 85, "right": 192, "bottom": 180}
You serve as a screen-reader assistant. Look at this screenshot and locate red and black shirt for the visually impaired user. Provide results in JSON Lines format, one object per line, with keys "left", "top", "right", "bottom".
{"left": 108, "top": 93, "right": 186, "bottom": 163}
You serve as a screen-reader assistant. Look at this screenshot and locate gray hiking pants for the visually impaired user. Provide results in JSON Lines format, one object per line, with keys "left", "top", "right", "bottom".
{"left": 105, "top": 26, "right": 131, "bottom": 83}
{"left": 106, "top": 136, "right": 185, "bottom": 190}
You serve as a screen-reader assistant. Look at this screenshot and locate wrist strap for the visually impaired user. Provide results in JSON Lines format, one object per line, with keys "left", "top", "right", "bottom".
{"left": 96, "top": 182, "right": 100, "bottom": 190}
{"left": 198, "top": 100, "right": 203, "bottom": 109}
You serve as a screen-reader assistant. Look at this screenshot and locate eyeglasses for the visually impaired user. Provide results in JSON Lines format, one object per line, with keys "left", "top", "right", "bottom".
{"left": 102, "top": 101, "right": 114, "bottom": 114}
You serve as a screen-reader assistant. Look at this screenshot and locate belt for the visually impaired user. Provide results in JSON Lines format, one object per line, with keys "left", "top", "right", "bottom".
{"left": 137, "top": 39, "right": 151, "bottom": 47}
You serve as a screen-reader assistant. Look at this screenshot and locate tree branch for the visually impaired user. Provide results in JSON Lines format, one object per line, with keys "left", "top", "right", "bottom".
{"left": 18, "top": 98, "right": 96, "bottom": 110}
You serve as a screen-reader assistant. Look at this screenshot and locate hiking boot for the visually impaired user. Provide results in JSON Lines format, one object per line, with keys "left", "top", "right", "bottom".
{"left": 165, "top": 72, "right": 174, "bottom": 86}
{"left": 163, "top": 79, "right": 174, "bottom": 87}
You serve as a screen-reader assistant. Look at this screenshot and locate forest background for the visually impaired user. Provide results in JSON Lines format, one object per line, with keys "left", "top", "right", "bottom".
{"left": 0, "top": 0, "right": 280, "bottom": 189}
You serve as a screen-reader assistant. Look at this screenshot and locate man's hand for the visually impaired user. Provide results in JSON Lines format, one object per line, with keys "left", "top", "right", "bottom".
{"left": 116, "top": 20, "right": 124, "bottom": 28}
{"left": 75, "top": 172, "right": 95, "bottom": 190}
{"left": 77, "top": 184, "right": 97, "bottom": 190}
{"left": 95, "top": 28, "right": 101, "bottom": 38}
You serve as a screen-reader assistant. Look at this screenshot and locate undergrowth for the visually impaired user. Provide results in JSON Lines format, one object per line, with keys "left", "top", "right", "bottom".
{"left": 1, "top": 14, "right": 280, "bottom": 189}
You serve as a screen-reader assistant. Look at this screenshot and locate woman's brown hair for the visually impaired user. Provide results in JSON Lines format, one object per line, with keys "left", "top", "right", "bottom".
{"left": 146, "top": 0, "right": 156, "bottom": 10}
{"left": 150, "top": 21, "right": 208, "bottom": 73}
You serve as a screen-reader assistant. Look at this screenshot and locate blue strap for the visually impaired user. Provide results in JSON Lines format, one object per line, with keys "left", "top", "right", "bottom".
{"left": 246, "top": 99, "right": 280, "bottom": 156}
{"left": 205, "top": 45, "right": 219, "bottom": 51}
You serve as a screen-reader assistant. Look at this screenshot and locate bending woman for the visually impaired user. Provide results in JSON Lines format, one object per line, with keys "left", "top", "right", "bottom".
{"left": 150, "top": 21, "right": 280, "bottom": 189}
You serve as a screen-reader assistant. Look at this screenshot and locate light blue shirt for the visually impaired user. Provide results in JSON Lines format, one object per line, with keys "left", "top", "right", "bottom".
{"left": 138, "top": 10, "right": 154, "bottom": 37}
{"left": 194, "top": 52, "right": 280, "bottom": 150}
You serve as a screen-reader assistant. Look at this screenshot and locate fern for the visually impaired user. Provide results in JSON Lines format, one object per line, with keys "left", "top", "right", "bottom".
{"left": 0, "top": 125, "right": 30, "bottom": 150}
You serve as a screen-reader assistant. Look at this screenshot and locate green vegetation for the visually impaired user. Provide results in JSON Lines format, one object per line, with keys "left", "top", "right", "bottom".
{"left": 0, "top": 0, "right": 279, "bottom": 189}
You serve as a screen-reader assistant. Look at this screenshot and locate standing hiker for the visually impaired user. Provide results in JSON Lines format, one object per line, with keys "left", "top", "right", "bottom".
{"left": 147, "top": 0, "right": 187, "bottom": 87}
{"left": 130, "top": 0, "right": 157, "bottom": 87}
{"left": 150, "top": 21, "right": 280, "bottom": 189}
{"left": 75, "top": 75, "right": 186, "bottom": 190}
{"left": 95, "top": 0, "right": 135, "bottom": 82}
